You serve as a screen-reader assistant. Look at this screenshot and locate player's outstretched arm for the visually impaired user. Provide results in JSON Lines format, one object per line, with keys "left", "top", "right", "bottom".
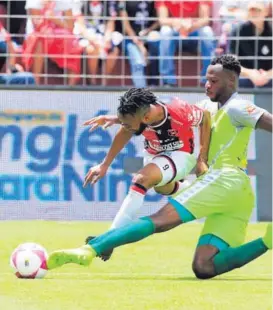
{"left": 102, "top": 127, "right": 133, "bottom": 167}
{"left": 83, "top": 127, "right": 133, "bottom": 186}
{"left": 83, "top": 115, "right": 121, "bottom": 132}
{"left": 196, "top": 110, "right": 211, "bottom": 177}
{"left": 256, "top": 111, "right": 273, "bottom": 132}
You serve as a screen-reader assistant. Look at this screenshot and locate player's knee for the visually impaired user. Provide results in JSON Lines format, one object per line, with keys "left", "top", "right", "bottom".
{"left": 192, "top": 259, "right": 216, "bottom": 280}
{"left": 132, "top": 173, "right": 155, "bottom": 189}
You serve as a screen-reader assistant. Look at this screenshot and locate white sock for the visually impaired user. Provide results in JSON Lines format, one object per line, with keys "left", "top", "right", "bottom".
{"left": 110, "top": 183, "right": 147, "bottom": 230}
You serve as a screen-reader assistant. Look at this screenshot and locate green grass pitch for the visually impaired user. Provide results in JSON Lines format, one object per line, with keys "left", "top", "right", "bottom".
{"left": 0, "top": 221, "right": 271, "bottom": 310}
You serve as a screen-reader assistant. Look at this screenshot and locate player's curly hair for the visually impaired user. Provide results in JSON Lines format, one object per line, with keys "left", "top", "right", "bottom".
{"left": 211, "top": 55, "right": 241, "bottom": 76}
{"left": 118, "top": 88, "right": 157, "bottom": 116}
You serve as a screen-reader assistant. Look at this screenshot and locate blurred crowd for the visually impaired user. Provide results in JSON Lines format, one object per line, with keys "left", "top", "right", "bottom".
{"left": 0, "top": 0, "right": 272, "bottom": 88}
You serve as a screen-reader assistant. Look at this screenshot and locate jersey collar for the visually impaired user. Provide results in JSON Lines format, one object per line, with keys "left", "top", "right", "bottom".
{"left": 149, "top": 102, "right": 168, "bottom": 128}
{"left": 218, "top": 92, "right": 238, "bottom": 109}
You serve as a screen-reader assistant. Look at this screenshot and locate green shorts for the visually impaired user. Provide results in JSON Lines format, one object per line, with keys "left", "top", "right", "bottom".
{"left": 169, "top": 168, "right": 255, "bottom": 248}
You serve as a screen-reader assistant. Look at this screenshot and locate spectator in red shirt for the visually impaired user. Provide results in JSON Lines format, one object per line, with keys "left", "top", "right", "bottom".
{"left": 156, "top": 0, "right": 215, "bottom": 86}
{"left": 23, "top": 0, "right": 99, "bottom": 85}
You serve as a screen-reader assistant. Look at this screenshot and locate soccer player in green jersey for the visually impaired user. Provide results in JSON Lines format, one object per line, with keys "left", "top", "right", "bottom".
{"left": 47, "top": 55, "right": 272, "bottom": 279}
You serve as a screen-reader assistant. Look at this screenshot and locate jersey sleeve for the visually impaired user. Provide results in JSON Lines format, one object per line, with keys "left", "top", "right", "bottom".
{"left": 228, "top": 101, "right": 266, "bottom": 128}
{"left": 178, "top": 101, "right": 204, "bottom": 127}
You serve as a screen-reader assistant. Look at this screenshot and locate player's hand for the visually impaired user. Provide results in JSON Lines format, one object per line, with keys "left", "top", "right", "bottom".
{"left": 83, "top": 163, "right": 108, "bottom": 187}
{"left": 83, "top": 115, "right": 119, "bottom": 132}
{"left": 195, "top": 160, "right": 209, "bottom": 177}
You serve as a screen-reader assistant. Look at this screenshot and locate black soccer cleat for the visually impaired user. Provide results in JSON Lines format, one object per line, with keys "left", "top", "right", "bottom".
{"left": 85, "top": 236, "right": 114, "bottom": 262}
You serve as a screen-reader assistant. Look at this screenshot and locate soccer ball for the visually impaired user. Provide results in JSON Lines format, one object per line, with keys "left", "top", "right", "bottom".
{"left": 10, "top": 243, "right": 48, "bottom": 279}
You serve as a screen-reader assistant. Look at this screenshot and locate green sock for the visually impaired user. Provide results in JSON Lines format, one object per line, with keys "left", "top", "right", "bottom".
{"left": 213, "top": 238, "right": 268, "bottom": 275}
{"left": 88, "top": 217, "right": 155, "bottom": 255}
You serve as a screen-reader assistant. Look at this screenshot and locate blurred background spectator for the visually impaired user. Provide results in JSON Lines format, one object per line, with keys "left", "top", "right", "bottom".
{"left": 0, "top": 0, "right": 272, "bottom": 88}
{"left": 0, "top": 0, "right": 26, "bottom": 44}
{"left": 215, "top": 0, "right": 246, "bottom": 55}
{"left": 118, "top": 0, "right": 160, "bottom": 87}
{"left": 73, "top": 0, "right": 122, "bottom": 86}
{"left": 23, "top": 0, "right": 99, "bottom": 85}
{"left": 229, "top": 0, "right": 272, "bottom": 88}
{"left": 156, "top": 0, "right": 215, "bottom": 86}
{"left": 0, "top": 23, "right": 35, "bottom": 84}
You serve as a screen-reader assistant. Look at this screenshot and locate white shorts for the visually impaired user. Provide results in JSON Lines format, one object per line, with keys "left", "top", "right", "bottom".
{"left": 143, "top": 150, "right": 196, "bottom": 187}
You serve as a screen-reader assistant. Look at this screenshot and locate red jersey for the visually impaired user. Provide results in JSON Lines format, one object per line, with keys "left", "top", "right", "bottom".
{"left": 142, "top": 98, "right": 203, "bottom": 155}
{"left": 155, "top": 1, "right": 212, "bottom": 18}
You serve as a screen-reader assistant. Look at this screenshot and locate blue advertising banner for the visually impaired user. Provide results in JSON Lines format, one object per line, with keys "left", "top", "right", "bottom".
{"left": 0, "top": 90, "right": 257, "bottom": 221}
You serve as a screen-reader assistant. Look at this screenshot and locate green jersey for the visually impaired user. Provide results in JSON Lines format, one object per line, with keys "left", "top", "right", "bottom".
{"left": 170, "top": 93, "right": 264, "bottom": 247}
{"left": 203, "top": 93, "right": 265, "bottom": 169}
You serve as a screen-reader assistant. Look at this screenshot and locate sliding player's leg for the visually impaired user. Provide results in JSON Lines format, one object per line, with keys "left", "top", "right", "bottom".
{"left": 46, "top": 168, "right": 221, "bottom": 270}
{"left": 47, "top": 200, "right": 196, "bottom": 270}
{"left": 189, "top": 170, "right": 271, "bottom": 279}
{"left": 46, "top": 167, "right": 233, "bottom": 270}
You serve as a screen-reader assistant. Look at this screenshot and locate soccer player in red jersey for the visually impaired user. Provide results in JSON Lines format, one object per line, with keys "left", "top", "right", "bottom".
{"left": 83, "top": 88, "right": 211, "bottom": 260}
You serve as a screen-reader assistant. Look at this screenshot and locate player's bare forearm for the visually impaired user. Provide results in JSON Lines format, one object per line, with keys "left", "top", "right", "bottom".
{"left": 198, "top": 110, "right": 211, "bottom": 163}
{"left": 102, "top": 127, "right": 133, "bottom": 167}
{"left": 256, "top": 112, "right": 273, "bottom": 132}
